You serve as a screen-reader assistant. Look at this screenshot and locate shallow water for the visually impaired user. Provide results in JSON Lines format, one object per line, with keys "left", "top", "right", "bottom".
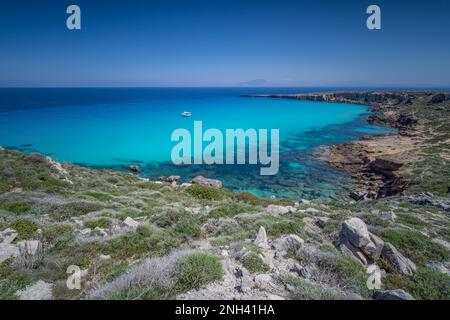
{"left": 0, "top": 88, "right": 393, "bottom": 199}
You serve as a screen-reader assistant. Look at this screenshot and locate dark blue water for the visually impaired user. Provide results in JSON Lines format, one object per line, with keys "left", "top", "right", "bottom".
{"left": 0, "top": 88, "right": 393, "bottom": 199}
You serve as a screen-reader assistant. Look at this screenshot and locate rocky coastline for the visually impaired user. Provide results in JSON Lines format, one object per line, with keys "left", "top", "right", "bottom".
{"left": 243, "top": 91, "right": 450, "bottom": 200}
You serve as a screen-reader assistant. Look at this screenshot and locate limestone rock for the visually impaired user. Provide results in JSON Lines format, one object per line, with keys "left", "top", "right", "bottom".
{"left": 191, "top": 176, "right": 222, "bottom": 189}
{"left": 18, "top": 240, "right": 42, "bottom": 256}
{"left": 374, "top": 289, "right": 415, "bottom": 300}
{"left": 315, "top": 217, "right": 329, "bottom": 228}
{"left": 17, "top": 280, "right": 53, "bottom": 300}
{"left": 361, "top": 233, "right": 384, "bottom": 261}
{"left": 381, "top": 243, "right": 416, "bottom": 276}
{"left": 159, "top": 175, "right": 181, "bottom": 183}
{"left": 254, "top": 226, "right": 269, "bottom": 249}
{"left": 266, "top": 205, "right": 289, "bottom": 215}
{"left": 0, "top": 228, "right": 18, "bottom": 244}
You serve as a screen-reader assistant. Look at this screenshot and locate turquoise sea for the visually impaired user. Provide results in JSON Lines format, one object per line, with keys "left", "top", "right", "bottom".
{"left": 0, "top": 88, "right": 393, "bottom": 199}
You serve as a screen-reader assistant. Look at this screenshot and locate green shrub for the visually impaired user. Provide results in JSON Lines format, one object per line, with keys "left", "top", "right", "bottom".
{"left": 381, "top": 229, "right": 449, "bottom": 264}
{"left": 279, "top": 275, "right": 345, "bottom": 300}
{"left": 9, "top": 219, "right": 39, "bottom": 242}
{"left": 175, "top": 253, "right": 223, "bottom": 292}
{"left": 243, "top": 252, "right": 270, "bottom": 273}
{"left": 185, "top": 185, "right": 226, "bottom": 200}
{"left": 396, "top": 213, "right": 427, "bottom": 228}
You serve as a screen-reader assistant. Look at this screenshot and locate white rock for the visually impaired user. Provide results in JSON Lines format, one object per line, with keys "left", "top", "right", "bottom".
{"left": 381, "top": 243, "right": 416, "bottom": 276}
{"left": 122, "top": 216, "right": 139, "bottom": 228}
{"left": 180, "top": 183, "right": 192, "bottom": 188}
{"left": 305, "top": 207, "right": 319, "bottom": 214}
{"left": 0, "top": 228, "right": 18, "bottom": 244}
{"left": 272, "top": 235, "right": 304, "bottom": 257}
{"left": 17, "top": 280, "right": 53, "bottom": 300}
{"left": 99, "top": 254, "right": 111, "bottom": 261}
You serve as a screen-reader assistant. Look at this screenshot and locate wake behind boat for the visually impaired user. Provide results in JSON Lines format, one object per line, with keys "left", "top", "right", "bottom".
{"left": 181, "top": 111, "right": 192, "bottom": 117}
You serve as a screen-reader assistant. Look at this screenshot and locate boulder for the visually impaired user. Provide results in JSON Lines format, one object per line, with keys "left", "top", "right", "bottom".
{"left": 431, "top": 93, "right": 445, "bottom": 104}
{"left": 191, "top": 176, "right": 222, "bottom": 189}
{"left": 374, "top": 289, "right": 415, "bottom": 300}
{"left": 122, "top": 216, "right": 139, "bottom": 228}
{"left": 381, "top": 243, "right": 416, "bottom": 276}
{"left": 272, "top": 235, "right": 304, "bottom": 257}
{"left": 340, "top": 217, "right": 371, "bottom": 248}
{"left": 253, "top": 274, "right": 273, "bottom": 290}
{"left": 17, "top": 280, "right": 53, "bottom": 300}
{"left": 94, "top": 227, "right": 108, "bottom": 237}
{"left": 125, "top": 165, "right": 142, "bottom": 173}
{"left": 0, "top": 228, "right": 18, "bottom": 244}
{"left": 361, "top": 233, "right": 384, "bottom": 261}
{"left": 254, "top": 226, "right": 269, "bottom": 249}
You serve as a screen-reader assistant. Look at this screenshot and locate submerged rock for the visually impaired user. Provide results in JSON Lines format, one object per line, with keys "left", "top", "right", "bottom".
{"left": 125, "top": 165, "right": 142, "bottom": 173}
{"left": 272, "top": 235, "right": 304, "bottom": 257}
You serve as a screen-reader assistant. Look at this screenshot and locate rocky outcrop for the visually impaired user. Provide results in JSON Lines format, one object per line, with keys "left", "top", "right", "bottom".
{"left": 374, "top": 289, "right": 415, "bottom": 300}
{"left": 122, "top": 216, "right": 139, "bottom": 228}
{"left": 409, "top": 192, "right": 450, "bottom": 212}
{"left": 339, "top": 218, "right": 384, "bottom": 264}
{"left": 381, "top": 243, "right": 416, "bottom": 276}
{"left": 254, "top": 226, "right": 269, "bottom": 249}
{"left": 159, "top": 175, "right": 181, "bottom": 184}
{"left": 191, "top": 176, "right": 222, "bottom": 189}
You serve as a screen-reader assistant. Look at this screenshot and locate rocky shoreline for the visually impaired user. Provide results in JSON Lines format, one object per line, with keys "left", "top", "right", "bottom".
{"left": 243, "top": 91, "right": 450, "bottom": 200}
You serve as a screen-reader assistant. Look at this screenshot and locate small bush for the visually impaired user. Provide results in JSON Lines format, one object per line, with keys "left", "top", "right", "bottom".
{"left": 42, "top": 225, "right": 73, "bottom": 243}
{"left": 173, "top": 216, "right": 202, "bottom": 240}
{"left": 185, "top": 185, "right": 226, "bottom": 200}
{"left": 9, "top": 219, "right": 39, "bottom": 242}
{"left": 209, "top": 202, "right": 256, "bottom": 218}
{"left": 396, "top": 213, "right": 427, "bottom": 228}
{"left": 384, "top": 267, "right": 450, "bottom": 300}
{"left": 175, "top": 253, "right": 223, "bottom": 292}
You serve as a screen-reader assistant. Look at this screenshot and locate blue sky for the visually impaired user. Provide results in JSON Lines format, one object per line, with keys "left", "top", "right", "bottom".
{"left": 0, "top": 0, "right": 449, "bottom": 87}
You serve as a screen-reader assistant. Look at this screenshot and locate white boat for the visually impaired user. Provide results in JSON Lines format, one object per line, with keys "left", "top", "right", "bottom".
{"left": 181, "top": 111, "right": 192, "bottom": 117}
